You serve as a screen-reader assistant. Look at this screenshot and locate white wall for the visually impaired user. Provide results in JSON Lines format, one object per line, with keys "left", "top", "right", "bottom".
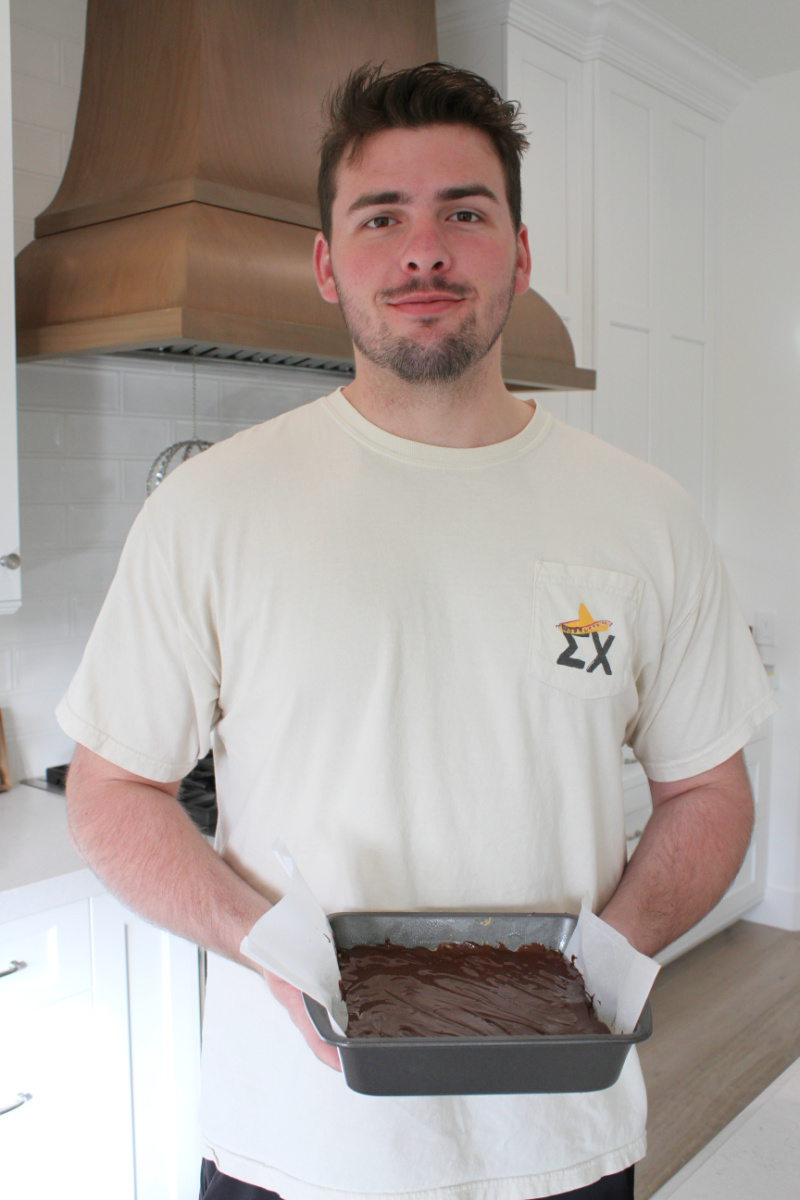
{"left": 713, "top": 70, "right": 800, "bottom": 929}
{"left": 1, "top": 0, "right": 335, "bottom": 781}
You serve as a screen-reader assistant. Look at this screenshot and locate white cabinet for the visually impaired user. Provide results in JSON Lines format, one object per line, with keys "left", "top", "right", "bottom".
{"left": 0, "top": 894, "right": 202, "bottom": 1200}
{"left": 593, "top": 63, "right": 715, "bottom": 516}
{"left": 0, "top": 900, "right": 121, "bottom": 1197}
{"left": 0, "top": 0, "right": 21, "bottom": 615}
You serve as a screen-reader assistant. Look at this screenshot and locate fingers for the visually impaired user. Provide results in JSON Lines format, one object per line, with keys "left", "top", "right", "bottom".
{"left": 265, "top": 972, "right": 343, "bottom": 1073}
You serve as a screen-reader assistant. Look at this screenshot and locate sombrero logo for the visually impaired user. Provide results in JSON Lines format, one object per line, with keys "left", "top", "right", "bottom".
{"left": 556, "top": 603, "right": 614, "bottom": 675}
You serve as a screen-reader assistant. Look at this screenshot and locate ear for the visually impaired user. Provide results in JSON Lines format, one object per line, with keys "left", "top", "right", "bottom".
{"left": 313, "top": 232, "right": 339, "bottom": 303}
{"left": 513, "top": 224, "right": 532, "bottom": 296}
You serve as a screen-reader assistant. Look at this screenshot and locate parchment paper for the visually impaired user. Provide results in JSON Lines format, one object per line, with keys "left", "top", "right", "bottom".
{"left": 565, "top": 898, "right": 660, "bottom": 1034}
{"left": 240, "top": 838, "right": 348, "bottom": 1036}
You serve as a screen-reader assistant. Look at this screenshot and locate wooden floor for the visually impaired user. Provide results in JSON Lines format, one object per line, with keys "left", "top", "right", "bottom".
{"left": 635, "top": 919, "right": 800, "bottom": 1198}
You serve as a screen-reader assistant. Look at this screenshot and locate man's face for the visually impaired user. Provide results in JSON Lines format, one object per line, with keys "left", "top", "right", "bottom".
{"left": 313, "top": 124, "right": 531, "bottom": 385}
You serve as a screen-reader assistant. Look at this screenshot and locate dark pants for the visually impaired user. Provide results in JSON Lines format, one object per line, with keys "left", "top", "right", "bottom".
{"left": 200, "top": 1158, "right": 635, "bottom": 1199}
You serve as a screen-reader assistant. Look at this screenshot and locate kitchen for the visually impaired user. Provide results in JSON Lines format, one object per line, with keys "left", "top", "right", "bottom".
{"left": 1, "top": 1, "right": 799, "bottom": 1198}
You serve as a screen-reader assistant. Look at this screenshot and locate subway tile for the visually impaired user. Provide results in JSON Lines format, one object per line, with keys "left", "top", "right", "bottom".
{"left": 10, "top": 21, "right": 59, "bottom": 82}
{"left": 21, "top": 504, "right": 68, "bottom": 552}
{"left": 11, "top": 72, "right": 80, "bottom": 134}
{"left": 11, "top": 0, "right": 87, "bottom": 42}
{"left": 172, "top": 419, "right": 251, "bottom": 445}
{"left": 15, "top": 641, "right": 84, "bottom": 692}
{"left": 21, "top": 548, "right": 121, "bottom": 598}
{"left": 70, "top": 592, "right": 105, "bottom": 639}
{"left": 68, "top": 502, "right": 140, "bottom": 549}
{"left": 12, "top": 119, "right": 61, "bottom": 175}
{"left": 122, "top": 460, "right": 156, "bottom": 503}
{"left": 0, "top": 682, "right": 69, "bottom": 730}
{"left": 123, "top": 370, "right": 219, "bottom": 418}
{"left": 18, "top": 362, "right": 121, "bottom": 410}
{"left": 65, "top": 413, "right": 171, "bottom": 458}
{"left": 17, "top": 728, "right": 78, "bottom": 780}
{"left": 60, "top": 37, "right": 84, "bottom": 90}
{"left": 219, "top": 379, "right": 307, "bottom": 421}
{"left": 0, "top": 648, "right": 13, "bottom": 690}
{"left": 17, "top": 410, "right": 65, "bottom": 454}
{"left": 13, "top": 167, "right": 61, "bottom": 221}
{"left": 14, "top": 217, "right": 34, "bottom": 255}
{"left": 60, "top": 130, "right": 73, "bottom": 173}
{"left": 20, "top": 457, "right": 121, "bottom": 504}
{"left": 0, "top": 594, "right": 70, "bottom": 646}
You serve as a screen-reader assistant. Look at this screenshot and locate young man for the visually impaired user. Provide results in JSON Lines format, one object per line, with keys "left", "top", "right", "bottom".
{"left": 61, "top": 65, "right": 776, "bottom": 1200}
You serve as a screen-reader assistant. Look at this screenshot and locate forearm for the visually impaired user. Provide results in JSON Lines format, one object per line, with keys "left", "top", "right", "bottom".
{"left": 600, "top": 751, "right": 754, "bottom": 957}
{"left": 66, "top": 746, "right": 269, "bottom": 965}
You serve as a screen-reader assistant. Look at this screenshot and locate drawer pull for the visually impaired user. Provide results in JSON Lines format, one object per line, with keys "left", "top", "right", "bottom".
{"left": 626, "top": 829, "right": 644, "bottom": 843}
{"left": 0, "top": 960, "right": 27, "bottom": 979}
{"left": 0, "top": 1093, "right": 33, "bottom": 1117}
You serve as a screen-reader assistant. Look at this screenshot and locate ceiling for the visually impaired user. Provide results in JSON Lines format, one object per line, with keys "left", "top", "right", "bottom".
{"left": 632, "top": 0, "right": 800, "bottom": 80}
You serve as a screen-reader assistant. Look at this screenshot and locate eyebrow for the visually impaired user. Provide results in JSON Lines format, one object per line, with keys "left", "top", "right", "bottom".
{"left": 346, "top": 183, "right": 501, "bottom": 215}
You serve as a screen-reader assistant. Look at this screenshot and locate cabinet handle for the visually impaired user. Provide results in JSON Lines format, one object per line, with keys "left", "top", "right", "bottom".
{"left": 0, "top": 553, "right": 21, "bottom": 570}
{"left": 0, "top": 1093, "right": 33, "bottom": 1117}
{"left": 0, "top": 960, "right": 27, "bottom": 979}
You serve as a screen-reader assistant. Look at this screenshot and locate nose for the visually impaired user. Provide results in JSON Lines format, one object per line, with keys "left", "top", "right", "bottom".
{"left": 401, "top": 219, "right": 451, "bottom": 275}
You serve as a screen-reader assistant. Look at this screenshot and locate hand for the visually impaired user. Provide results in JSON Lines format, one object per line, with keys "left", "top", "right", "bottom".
{"left": 264, "top": 971, "right": 343, "bottom": 1072}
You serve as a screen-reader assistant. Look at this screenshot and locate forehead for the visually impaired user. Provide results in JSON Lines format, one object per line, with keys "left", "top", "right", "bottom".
{"left": 335, "top": 124, "right": 506, "bottom": 203}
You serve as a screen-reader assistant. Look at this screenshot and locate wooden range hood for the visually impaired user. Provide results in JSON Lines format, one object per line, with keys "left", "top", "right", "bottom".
{"left": 15, "top": 0, "right": 595, "bottom": 391}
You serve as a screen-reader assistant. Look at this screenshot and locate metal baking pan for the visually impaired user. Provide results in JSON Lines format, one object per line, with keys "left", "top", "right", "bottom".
{"left": 303, "top": 912, "right": 652, "bottom": 1096}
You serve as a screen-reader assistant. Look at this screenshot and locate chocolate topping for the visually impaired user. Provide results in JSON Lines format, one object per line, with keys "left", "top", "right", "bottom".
{"left": 338, "top": 940, "right": 609, "bottom": 1038}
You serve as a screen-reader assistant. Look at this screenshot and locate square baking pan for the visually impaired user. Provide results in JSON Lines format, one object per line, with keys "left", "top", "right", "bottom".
{"left": 303, "top": 911, "right": 652, "bottom": 1096}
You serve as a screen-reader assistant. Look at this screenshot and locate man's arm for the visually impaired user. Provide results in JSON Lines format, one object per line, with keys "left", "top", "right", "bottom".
{"left": 66, "top": 743, "right": 340, "bottom": 1070}
{"left": 599, "top": 750, "right": 754, "bottom": 957}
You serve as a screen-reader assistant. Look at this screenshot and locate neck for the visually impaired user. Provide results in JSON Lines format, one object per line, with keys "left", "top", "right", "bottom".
{"left": 342, "top": 344, "right": 535, "bottom": 448}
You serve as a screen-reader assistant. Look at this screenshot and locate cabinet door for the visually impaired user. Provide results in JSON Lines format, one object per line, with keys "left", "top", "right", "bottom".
{"left": 91, "top": 894, "right": 203, "bottom": 1200}
{"left": 0, "top": 901, "right": 132, "bottom": 1199}
{"left": 0, "top": 0, "right": 21, "bottom": 615}
{"left": 593, "top": 63, "right": 714, "bottom": 516}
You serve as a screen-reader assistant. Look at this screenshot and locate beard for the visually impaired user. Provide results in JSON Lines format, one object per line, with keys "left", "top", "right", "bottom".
{"left": 335, "top": 275, "right": 517, "bottom": 385}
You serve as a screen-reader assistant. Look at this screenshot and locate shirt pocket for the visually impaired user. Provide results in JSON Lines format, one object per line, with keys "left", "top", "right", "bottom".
{"left": 528, "top": 561, "right": 644, "bottom": 699}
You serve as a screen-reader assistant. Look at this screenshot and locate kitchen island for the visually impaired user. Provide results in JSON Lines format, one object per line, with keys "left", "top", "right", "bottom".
{"left": 0, "top": 782, "right": 202, "bottom": 1200}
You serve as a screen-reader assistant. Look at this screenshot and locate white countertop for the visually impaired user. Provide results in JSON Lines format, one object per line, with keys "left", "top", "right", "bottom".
{"left": 0, "top": 782, "right": 103, "bottom": 921}
{"left": 652, "top": 1056, "right": 800, "bottom": 1199}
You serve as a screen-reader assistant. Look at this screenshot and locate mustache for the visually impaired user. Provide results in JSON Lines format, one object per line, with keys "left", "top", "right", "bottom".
{"left": 379, "top": 279, "right": 472, "bottom": 301}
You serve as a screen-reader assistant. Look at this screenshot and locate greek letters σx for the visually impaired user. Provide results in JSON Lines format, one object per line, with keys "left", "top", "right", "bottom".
{"left": 555, "top": 603, "right": 615, "bottom": 676}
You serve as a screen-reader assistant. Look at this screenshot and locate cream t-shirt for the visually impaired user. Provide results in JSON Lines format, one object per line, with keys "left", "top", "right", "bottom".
{"left": 57, "top": 390, "right": 777, "bottom": 1200}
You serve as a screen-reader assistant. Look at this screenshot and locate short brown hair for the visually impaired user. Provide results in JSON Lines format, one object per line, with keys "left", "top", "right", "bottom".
{"left": 318, "top": 62, "right": 529, "bottom": 240}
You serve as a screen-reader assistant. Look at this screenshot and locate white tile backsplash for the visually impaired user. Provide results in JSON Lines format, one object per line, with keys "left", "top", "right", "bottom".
{"left": 3, "top": 355, "right": 332, "bottom": 780}
{"left": 65, "top": 412, "right": 173, "bottom": 458}
{"left": 12, "top": 119, "right": 61, "bottom": 175}
{"left": 122, "top": 370, "right": 219, "bottom": 418}
{"left": 18, "top": 361, "right": 121, "bottom": 409}
{"left": 12, "top": 164, "right": 60, "bottom": 219}
{"left": 59, "top": 37, "right": 83, "bottom": 90}
{"left": 67, "top": 502, "right": 140, "bottom": 549}
{"left": 11, "top": 0, "right": 87, "bottom": 42}
{"left": 10, "top": 21, "right": 59, "bottom": 82}
{"left": 18, "top": 409, "right": 66, "bottom": 454}
{"left": 10, "top": 72, "right": 80, "bottom": 138}
{"left": 0, "top": 649, "right": 13, "bottom": 692}
{"left": 21, "top": 503, "right": 68, "bottom": 551}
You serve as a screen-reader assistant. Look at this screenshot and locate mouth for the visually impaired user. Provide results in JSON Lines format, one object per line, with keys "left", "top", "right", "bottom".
{"left": 385, "top": 292, "right": 469, "bottom": 317}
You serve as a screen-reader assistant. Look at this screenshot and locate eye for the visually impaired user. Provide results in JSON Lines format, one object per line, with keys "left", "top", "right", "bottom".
{"left": 449, "top": 210, "right": 482, "bottom": 223}
{"left": 363, "top": 215, "right": 397, "bottom": 229}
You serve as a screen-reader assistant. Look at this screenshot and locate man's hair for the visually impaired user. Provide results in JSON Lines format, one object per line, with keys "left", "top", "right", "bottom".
{"left": 318, "top": 62, "right": 529, "bottom": 240}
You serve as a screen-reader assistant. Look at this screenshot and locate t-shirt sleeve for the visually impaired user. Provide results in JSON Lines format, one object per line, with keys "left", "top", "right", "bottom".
{"left": 56, "top": 503, "right": 220, "bottom": 782}
{"left": 628, "top": 541, "right": 778, "bottom": 782}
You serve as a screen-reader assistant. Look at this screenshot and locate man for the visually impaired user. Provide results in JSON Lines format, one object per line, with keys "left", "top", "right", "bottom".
{"left": 60, "top": 64, "right": 776, "bottom": 1200}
